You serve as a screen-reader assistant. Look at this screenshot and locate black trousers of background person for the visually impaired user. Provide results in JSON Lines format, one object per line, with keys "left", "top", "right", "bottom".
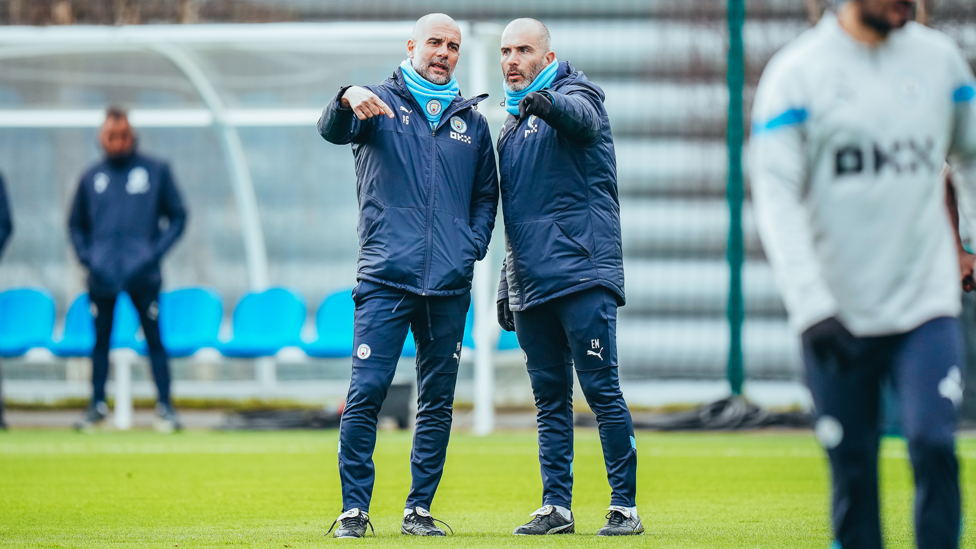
{"left": 0, "top": 359, "right": 5, "bottom": 427}
{"left": 804, "top": 317, "right": 962, "bottom": 549}
{"left": 89, "top": 287, "right": 171, "bottom": 407}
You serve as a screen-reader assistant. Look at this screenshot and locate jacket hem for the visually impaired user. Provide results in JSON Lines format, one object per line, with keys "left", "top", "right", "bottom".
{"left": 836, "top": 302, "right": 962, "bottom": 338}
{"left": 357, "top": 273, "right": 471, "bottom": 297}
{"left": 512, "top": 279, "right": 624, "bottom": 311}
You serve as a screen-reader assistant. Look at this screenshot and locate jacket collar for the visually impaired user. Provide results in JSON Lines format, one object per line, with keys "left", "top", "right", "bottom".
{"left": 390, "top": 66, "right": 487, "bottom": 130}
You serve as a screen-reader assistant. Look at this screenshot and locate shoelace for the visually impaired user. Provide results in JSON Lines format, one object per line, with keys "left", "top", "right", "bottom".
{"left": 410, "top": 513, "right": 454, "bottom": 535}
{"left": 605, "top": 510, "right": 628, "bottom": 527}
{"left": 527, "top": 514, "right": 550, "bottom": 525}
{"left": 326, "top": 515, "right": 375, "bottom": 537}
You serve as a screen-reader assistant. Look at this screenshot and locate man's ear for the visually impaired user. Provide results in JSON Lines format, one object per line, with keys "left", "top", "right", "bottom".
{"left": 545, "top": 51, "right": 556, "bottom": 65}
{"left": 406, "top": 39, "right": 416, "bottom": 60}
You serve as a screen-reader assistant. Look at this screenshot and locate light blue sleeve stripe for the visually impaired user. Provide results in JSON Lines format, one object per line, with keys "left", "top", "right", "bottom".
{"left": 752, "top": 108, "right": 808, "bottom": 135}
{"left": 954, "top": 84, "right": 976, "bottom": 103}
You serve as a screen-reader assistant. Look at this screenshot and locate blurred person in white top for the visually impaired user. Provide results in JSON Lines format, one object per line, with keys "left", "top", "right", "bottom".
{"left": 750, "top": 0, "right": 976, "bottom": 547}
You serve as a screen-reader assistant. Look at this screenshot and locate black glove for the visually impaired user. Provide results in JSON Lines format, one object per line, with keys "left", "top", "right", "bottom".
{"left": 497, "top": 298, "right": 516, "bottom": 332}
{"left": 518, "top": 91, "right": 552, "bottom": 119}
{"left": 801, "top": 317, "right": 857, "bottom": 372}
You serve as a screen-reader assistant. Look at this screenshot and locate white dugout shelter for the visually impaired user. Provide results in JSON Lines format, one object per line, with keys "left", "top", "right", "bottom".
{"left": 0, "top": 23, "right": 505, "bottom": 433}
{"left": 0, "top": 20, "right": 829, "bottom": 427}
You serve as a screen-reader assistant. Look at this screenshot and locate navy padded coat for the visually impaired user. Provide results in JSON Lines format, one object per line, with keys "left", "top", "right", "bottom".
{"left": 318, "top": 68, "right": 499, "bottom": 296}
{"left": 68, "top": 152, "right": 187, "bottom": 296}
{"left": 497, "top": 61, "right": 625, "bottom": 311}
{"left": 0, "top": 172, "right": 12, "bottom": 260}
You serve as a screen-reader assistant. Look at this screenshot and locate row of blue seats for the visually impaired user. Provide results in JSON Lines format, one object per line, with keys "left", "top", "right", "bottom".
{"left": 0, "top": 287, "right": 520, "bottom": 359}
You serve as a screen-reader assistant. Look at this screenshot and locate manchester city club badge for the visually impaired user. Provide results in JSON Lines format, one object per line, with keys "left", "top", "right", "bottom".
{"left": 450, "top": 116, "right": 467, "bottom": 133}
{"left": 357, "top": 343, "right": 371, "bottom": 360}
{"left": 426, "top": 99, "right": 442, "bottom": 117}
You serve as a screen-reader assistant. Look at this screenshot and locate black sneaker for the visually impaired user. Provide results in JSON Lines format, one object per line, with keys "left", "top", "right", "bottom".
{"left": 597, "top": 507, "right": 644, "bottom": 536}
{"left": 155, "top": 403, "right": 183, "bottom": 433}
{"left": 513, "top": 505, "right": 575, "bottom": 535}
{"left": 327, "top": 509, "right": 374, "bottom": 539}
{"left": 73, "top": 401, "right": 108, "bottom": 431}
{"left": 401, "top": 507, "right": 452, "bottom": 536}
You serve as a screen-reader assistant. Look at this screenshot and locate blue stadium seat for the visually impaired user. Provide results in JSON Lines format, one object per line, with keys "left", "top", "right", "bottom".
{"left": 402, "top": 327, "right": 417, "bottom": 357}
{"left": 302, "top": 288, "right": 355, "bottom": 358}
{"left": 498, "top": 330, "right": 520, "bottom": 351}
{"left": 463, "top": 304, "right": 475, "bottom": 349}
{"left": 0, "top": 288, "right": 55, "bottom": 357}
{"left": 48, "top": 293, "right": 141, "bottom": 357}
{"left": 49, "top": 294, "right": 94, "bottom": 357}
{"left": 218, "top": 287, "right": 305, "bottom": 358}
{"left": 154, "top": 287, "right": 222, "bottom": 357}
{"left": 110, "top": 293, "right": 143, "bottom": 350}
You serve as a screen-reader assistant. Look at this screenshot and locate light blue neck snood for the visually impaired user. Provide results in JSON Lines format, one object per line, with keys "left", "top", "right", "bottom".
{"left": 504, "top": 58, "right": 560, "bottom": 117}
{"left": 400, "top": 59, "right": 459, "bottom": 129}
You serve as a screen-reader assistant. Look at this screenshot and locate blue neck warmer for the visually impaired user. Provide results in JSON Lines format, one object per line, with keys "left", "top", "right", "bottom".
{"left": 504, "top": 58, "right": 560, "bottom": 117}
{"left": 400, "top": 59, "right": 459, "bottom": 129}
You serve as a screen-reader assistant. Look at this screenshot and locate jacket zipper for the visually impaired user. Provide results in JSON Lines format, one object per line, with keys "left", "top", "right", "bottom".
{"left": 497, "top": 116, "right": 528, "bottom": 309}
{"left": 421, "top": 98, "right": 483, "bottom": 294}
{"left": 497, "top": 72, "right": 580, "bottom": 309}
{"left": 396, "top": 79, "right": 486, "bottom": 294}
{"left": 421, "top": 123, "right": 436, "bottom": 296}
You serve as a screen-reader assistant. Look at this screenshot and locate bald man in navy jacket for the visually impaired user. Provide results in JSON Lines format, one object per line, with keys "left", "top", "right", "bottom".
{"left": 0, "top": 171, "right": 12, "bottom": 430}
{"left": 68, "top": 108, "right": 187, "bottom": 432}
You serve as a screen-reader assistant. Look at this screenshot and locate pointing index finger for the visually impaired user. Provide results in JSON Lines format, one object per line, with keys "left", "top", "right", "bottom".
{"left": 379, "top": 100, "right": 395, "bottom": 118}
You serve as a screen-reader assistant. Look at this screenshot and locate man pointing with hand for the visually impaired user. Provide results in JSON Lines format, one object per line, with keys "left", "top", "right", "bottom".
{"left": 318, "top": 13, "right": 498, "bottom": 539}
{"left": 495, "top": 19, "right": 640, "bottom": 537}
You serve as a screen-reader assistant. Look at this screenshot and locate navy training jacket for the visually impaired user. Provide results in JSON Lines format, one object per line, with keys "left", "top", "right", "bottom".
{"left": 0, "top": 172, "right": 13, "bottom": 259}
{"left": 68, "top": 151, "right": 187, "bottom": 296}
{"left": 497, "top": 61, "right": 625, "bottom": 311}
{"left": 317, "top": 68, "right": 499, "bottom": 297}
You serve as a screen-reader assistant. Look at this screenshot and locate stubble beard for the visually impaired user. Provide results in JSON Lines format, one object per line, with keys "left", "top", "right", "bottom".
{"left": 857, "top": 0, "right": 913, "bottom": 36}
{"left": 504, "top": 58, "right": 548, "bottom": 93}
{"left": 413, "top": 56, "right": 453, "bottom": 85}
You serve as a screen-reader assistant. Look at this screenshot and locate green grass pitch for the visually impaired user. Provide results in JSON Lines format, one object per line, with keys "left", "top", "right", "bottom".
{"left": 1, "top": 429, "right": 975, "bottom": 548}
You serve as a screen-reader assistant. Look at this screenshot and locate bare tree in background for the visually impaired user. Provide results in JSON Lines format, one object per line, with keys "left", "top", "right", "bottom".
{"left": 7, "top": 0, "right": 21, "bottom": 24}
{"left": 804, "top": 0, "right": 826, "bottom": 24}
{"left": 805, "top": 0, "right": 931, "bottom": 26}
{"left": 114, "top": 0, "right": 139, "bottom": 25}
{"left": 916, "top": 0, "right": 930, "bottom": 26}
{"left": 6, "top": 0, "right": 62, "bottom": 25}
{"left": 180, "top": 0, "right": 198, "bottom": 24}
{"left": 52, "top": 0, "right": 73, "bottom": 24}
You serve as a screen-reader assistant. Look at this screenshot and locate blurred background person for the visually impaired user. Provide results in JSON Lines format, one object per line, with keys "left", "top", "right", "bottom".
{"left": 751, "top": 0, "right": 976, "bottom": 546}
{"left": 944, "top": 167, "right": 976, "bottom": 424}
{"left": 0, "top": 170, "right": 12, "bottom": 430}
{"left": 945, "top": 167, "right": 975, "bottom": 293}
{"left": 68, "top": 107, "right": 187, "bottom": 432}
